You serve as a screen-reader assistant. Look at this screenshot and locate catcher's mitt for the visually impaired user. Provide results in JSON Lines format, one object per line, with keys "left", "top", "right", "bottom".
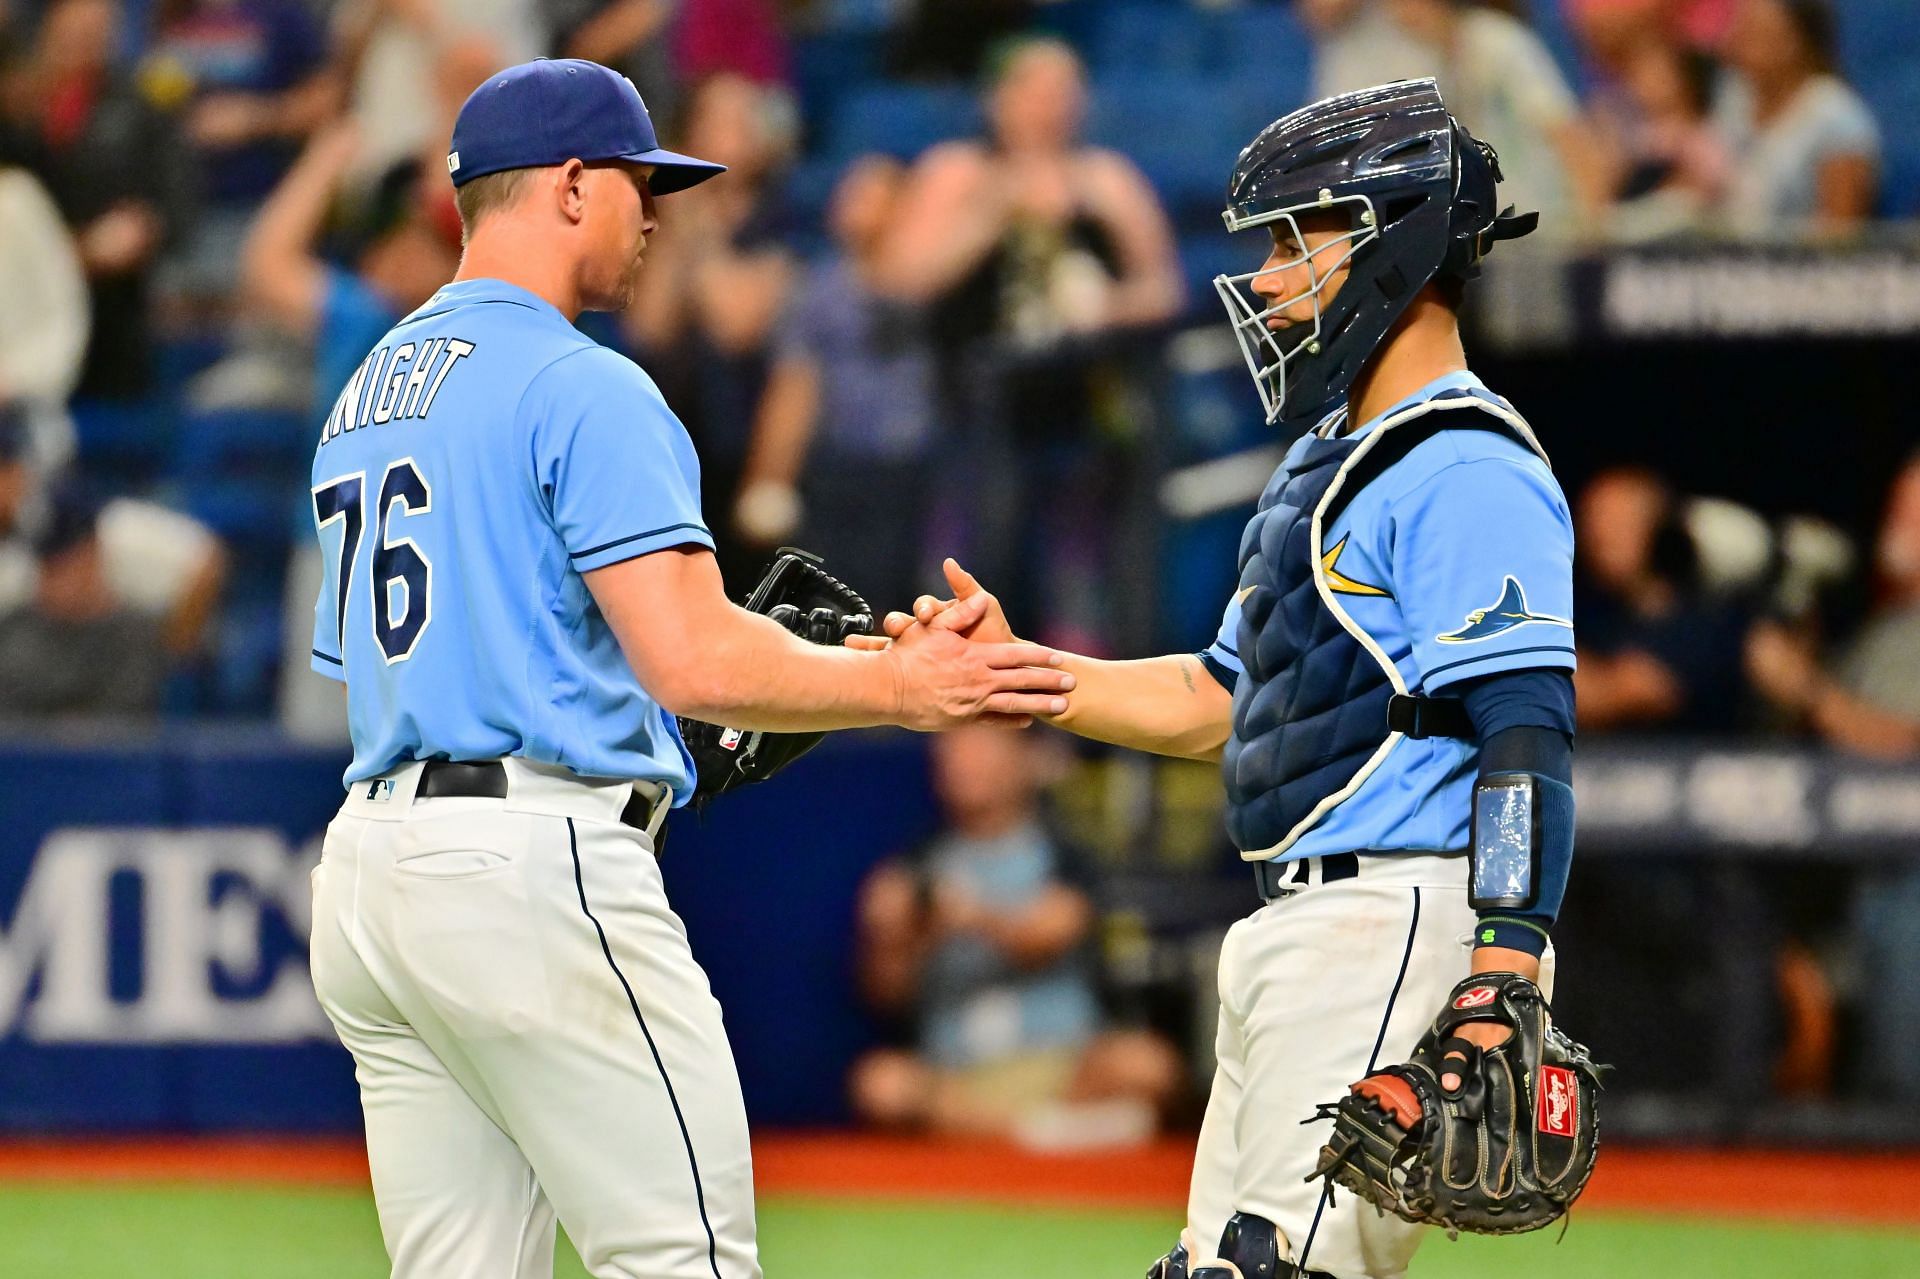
{"left": 678, "top": 547, "right": 875, "bottom": 803}
{"left": 1308, "top": 971, "right": 1603, "bottom": 1237}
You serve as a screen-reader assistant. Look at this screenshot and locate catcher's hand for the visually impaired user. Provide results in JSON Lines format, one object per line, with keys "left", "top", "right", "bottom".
{"left": 1308, "top": 972, "right": 1603, "bottom": 1237}
{"left": 678, "top": 548, "right": 875, "bottom": 803}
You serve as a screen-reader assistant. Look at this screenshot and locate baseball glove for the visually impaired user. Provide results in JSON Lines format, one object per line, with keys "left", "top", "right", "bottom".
{"left": 1307, "top": 972, "right": 1603, "bottom": 1238}
{"left": 678, "top": 547, "right": 876, "bottom": 803}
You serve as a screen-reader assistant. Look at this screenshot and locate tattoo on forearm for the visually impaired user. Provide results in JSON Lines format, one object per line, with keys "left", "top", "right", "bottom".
{"left": 1181, "top": 658, "right": 1197, "bottom": 694}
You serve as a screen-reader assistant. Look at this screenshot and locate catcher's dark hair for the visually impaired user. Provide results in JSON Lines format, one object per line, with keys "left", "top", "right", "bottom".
{"left": 453, "top": 167, "right": 536, "bottom": 243}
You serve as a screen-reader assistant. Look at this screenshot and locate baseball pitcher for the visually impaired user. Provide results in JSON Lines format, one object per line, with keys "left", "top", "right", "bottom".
{"left": 304, "top": 59, "right": 1073, "bottom": 1279}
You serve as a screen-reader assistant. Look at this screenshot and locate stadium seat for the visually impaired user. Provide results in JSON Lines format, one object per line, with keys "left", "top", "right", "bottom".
{"left": 70, "top": 397, "right": 177, "bottom": 490}
{"left": 1526, "top": 0, "right": 1590, "bottom": 96}
{"left": 1861, "top": 71, "right": 1920, "bottom": 217}
{"left": 1879, "top": 140, "right": 1920, "bottom": 221}
{"left": 791, "top": 28, "right": 886, "bottom": 149}
{"left": 1090, "top": 74, "right": 1285, "bottom": 223}
{"left": 208, "top": 593, "right": 290, "bottom": 717}
{"left": 168, "top": 407, "right": 308, "bottom": 545}
{"left": 1176, "top": 228, "right": 1253, "bottom": 323}
{"left": 822, "top": 82, "right": 983, "bottom": 162}
{"left": 1837, "top": 0, "right": 1911, "bottom": 88}
{"left": 1090, "top": 3, "right": 1214, "bottom": 76}
{"left": 1215, "top": 5, "right": 1313, "bottom": 100}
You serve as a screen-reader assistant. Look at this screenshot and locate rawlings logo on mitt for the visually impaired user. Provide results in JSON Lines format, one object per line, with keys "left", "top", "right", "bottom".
{"left": 1307, "top": 972, "right": 1604, "bottom": 1238}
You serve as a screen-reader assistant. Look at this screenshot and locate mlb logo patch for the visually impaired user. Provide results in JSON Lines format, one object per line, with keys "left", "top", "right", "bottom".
{"left": 719, "top": 728, "right": 744, "bottom": 752}
{"left": 364, "top": 778, "right": 397, "bottom": 803}
{"left": 1537, "top": 1065, "right": 1578, "bottom": 1138}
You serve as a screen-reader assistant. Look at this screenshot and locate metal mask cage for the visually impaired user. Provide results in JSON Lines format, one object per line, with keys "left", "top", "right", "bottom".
{"left": 1212, "top": 192, "right": 1380, "bottom": 427}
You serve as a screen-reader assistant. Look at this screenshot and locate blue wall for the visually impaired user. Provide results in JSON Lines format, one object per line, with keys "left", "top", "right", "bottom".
{"left": 0, "top": 729, "right": 938, "bottom": 1133}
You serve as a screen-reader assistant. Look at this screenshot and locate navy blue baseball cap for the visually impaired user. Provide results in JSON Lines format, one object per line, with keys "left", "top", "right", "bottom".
{"left": 448, "top": 59, "right": 725, "bottom": 195}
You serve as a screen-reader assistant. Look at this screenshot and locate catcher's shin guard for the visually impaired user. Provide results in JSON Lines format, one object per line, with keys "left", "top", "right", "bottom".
{"left": 1186, "top": 1213, "right": 1331, "bottom": 1279}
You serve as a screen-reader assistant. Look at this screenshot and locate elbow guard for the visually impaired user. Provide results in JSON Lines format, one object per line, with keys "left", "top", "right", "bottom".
{"left": 1470, "top": 770, "right": 1574, "bottom": 956}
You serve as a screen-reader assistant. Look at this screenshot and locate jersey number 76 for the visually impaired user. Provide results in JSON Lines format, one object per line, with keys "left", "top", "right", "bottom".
{"left": 313, "top": 458, "right": 432, "bottom": 664}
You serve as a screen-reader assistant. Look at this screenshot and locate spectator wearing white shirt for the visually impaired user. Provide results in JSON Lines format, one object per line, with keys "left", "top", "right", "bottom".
{"left": 0, "top": 408, "right": 226, "bottom": 667}
{"left": 0, "top": 162, "right": 87, "bottom": 469}
{"left": 1301, "top": 0, "right": 1608, "bottom": 237}
{"left": 1713, "top": 0, "right": 1879, "bottom": 238}
{"left": 333, "top": 0, "right": 542, "bottom": 178}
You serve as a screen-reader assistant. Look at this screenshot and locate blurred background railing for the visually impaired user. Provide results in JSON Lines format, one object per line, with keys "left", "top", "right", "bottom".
{"left": 3, "top": 727, "right": 1919, "bottom": 1146}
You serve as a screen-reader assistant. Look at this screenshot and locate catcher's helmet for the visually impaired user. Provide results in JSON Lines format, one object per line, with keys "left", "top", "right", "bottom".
{"left": 1214, "top": 78, "right": 1537, "bottom": 430}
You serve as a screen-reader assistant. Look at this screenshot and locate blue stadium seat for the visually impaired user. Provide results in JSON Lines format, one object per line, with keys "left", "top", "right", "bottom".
{"left": 1526, "top": 0, "right": 1590, "bottom": 96}
{"left": 791, "top": 28, "right": 886, "bottom": 148}
{"left": 1883, "top": 145, "right": 1920, "bottom": 219}
{"left": 1177, "top": 228, "right": 1254, "bottom": 323}
{"left": 1860, "top": 70, "right": 1920, "bottom": 217}
{"left": 71, "top": 397, "right": 177, "bottom": 489}
{"left": 169, "top": 408, "right": 308, "bottom": 545}
{"left": 1215, "top": 5, "right": 1313, "bottom": 99}
{"left": 1089, "top": 74, "right": 1226, "bottom": 216}
{"left": 208, "top": 593, "right": 289, "bottom": 718}
{"left": 1090, "top": 3, "right": 1214, "bottom": 76}
{"left": 779, "top": 158, "right": 842, "bottom": 259}
{"left": 1837, "top": 0, "right": 1912, "bottom": 88}
{"left": 823, "top": 83, "right": 982, "bottom": 162}
{"left": 1090, "top": 74, "right": 1284, "bottom": 222}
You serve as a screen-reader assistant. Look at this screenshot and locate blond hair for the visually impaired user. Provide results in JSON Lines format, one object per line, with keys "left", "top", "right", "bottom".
{"left": 453, "top": 167, "right": 536, "bottom": 244}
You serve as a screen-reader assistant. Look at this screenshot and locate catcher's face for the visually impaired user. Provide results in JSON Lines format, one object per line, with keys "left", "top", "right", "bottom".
{"left": 579, "top": 161, "right": 659, "bottom": 311}
{"left": 1250, "top": 213, "right": 1358, "bottom": 330}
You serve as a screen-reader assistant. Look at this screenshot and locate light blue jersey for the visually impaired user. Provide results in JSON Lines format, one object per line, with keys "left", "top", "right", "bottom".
{"left": 1205, "top": 371, "right": 1575, "bottom": 860}
{"left": 309, "top": 278, "right": 713, "bottom": 798}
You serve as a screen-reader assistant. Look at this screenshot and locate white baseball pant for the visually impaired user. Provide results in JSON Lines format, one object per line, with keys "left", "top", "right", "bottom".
{"left": 1185, "top": 852, "right": 1554, "bottom": 1279}
{"left": 309, "top": 758, "right": 760, "bottom": 1279}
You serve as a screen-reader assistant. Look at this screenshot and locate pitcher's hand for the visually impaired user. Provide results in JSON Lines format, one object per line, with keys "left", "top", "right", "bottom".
{"left": 882, "top": 622, "right": 1071, "bottom": 731}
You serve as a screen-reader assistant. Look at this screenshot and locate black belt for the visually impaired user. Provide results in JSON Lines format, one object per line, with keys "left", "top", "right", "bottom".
{"left": 417, "top": 760, "right": 668, "bottom": 839}
{"left": 1253, "top": 852, "right": 1359, "bottom": 902}
{"left": 1386, "top": 692, "right": 1472, "bottom": 739}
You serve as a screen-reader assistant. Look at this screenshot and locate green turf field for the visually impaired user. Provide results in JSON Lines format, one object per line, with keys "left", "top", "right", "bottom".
{"left": 3, "top": 1184, "right": 1918, "bottom": 1278}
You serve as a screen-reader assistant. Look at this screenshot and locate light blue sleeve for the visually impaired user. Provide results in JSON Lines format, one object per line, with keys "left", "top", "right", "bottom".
{"left": 1201, "top": 587, "right": 1246, "bottom": 682}
{"left": 1387, "top": 455, "right": 1576, "bottom": 693}
{"left": 310, "top": 585, "right": 345, "bottom": 681}
{"left": 310, "top": 504, "right": 349, "bottom": 681}
{"left": 527, "top": 347, "right": 714, "bottom": 573}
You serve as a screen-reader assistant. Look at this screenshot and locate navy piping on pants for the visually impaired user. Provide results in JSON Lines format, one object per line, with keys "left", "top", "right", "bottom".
{"left": 567, "top": 818, "right": 722, "bottom": 1279}
{"left": 1295, "top": 886, "right": 1422, "bottom": 1273}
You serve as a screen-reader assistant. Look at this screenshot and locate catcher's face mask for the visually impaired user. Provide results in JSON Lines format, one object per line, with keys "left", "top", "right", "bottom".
{"left": 1213, "top": 194, "right": 1379, "bottom": 427}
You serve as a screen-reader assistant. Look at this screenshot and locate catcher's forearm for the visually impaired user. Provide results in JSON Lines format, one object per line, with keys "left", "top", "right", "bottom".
{"left": 1043, "top": 653, "right": 1230, "bottom": 762}
{"left": 1470, "top": 945, "right": 1540, "bottom": 982}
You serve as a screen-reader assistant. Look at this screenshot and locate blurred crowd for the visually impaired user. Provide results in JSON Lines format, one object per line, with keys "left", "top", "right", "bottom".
{"left": 0, "top": 0, "right": 1909, "bottom": 724}
{"left": 0, "top": 0, "right": 1914, "bottom": 1118}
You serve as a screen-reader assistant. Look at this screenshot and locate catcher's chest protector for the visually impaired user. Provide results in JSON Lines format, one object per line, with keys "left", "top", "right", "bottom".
{"left": 1223, "top": 396, "right": 1547, "bottom": 856}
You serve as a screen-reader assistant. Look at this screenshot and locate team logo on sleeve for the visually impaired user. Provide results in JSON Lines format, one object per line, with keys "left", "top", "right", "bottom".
{"left": 1436, "top": 576, "right": 1570, "bottom": 644}
{"left": 1320, "top": 535, "right": 1391, "bottom": 598}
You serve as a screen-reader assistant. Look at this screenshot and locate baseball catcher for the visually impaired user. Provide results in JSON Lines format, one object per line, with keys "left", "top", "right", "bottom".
{"left": 895, "top": 77, "right": 1601, "bottom": 1279}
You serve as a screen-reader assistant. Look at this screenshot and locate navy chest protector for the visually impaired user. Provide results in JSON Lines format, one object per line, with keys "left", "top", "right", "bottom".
{"left": 1223, "top": 394, "right": 1550, "bottom": 856}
